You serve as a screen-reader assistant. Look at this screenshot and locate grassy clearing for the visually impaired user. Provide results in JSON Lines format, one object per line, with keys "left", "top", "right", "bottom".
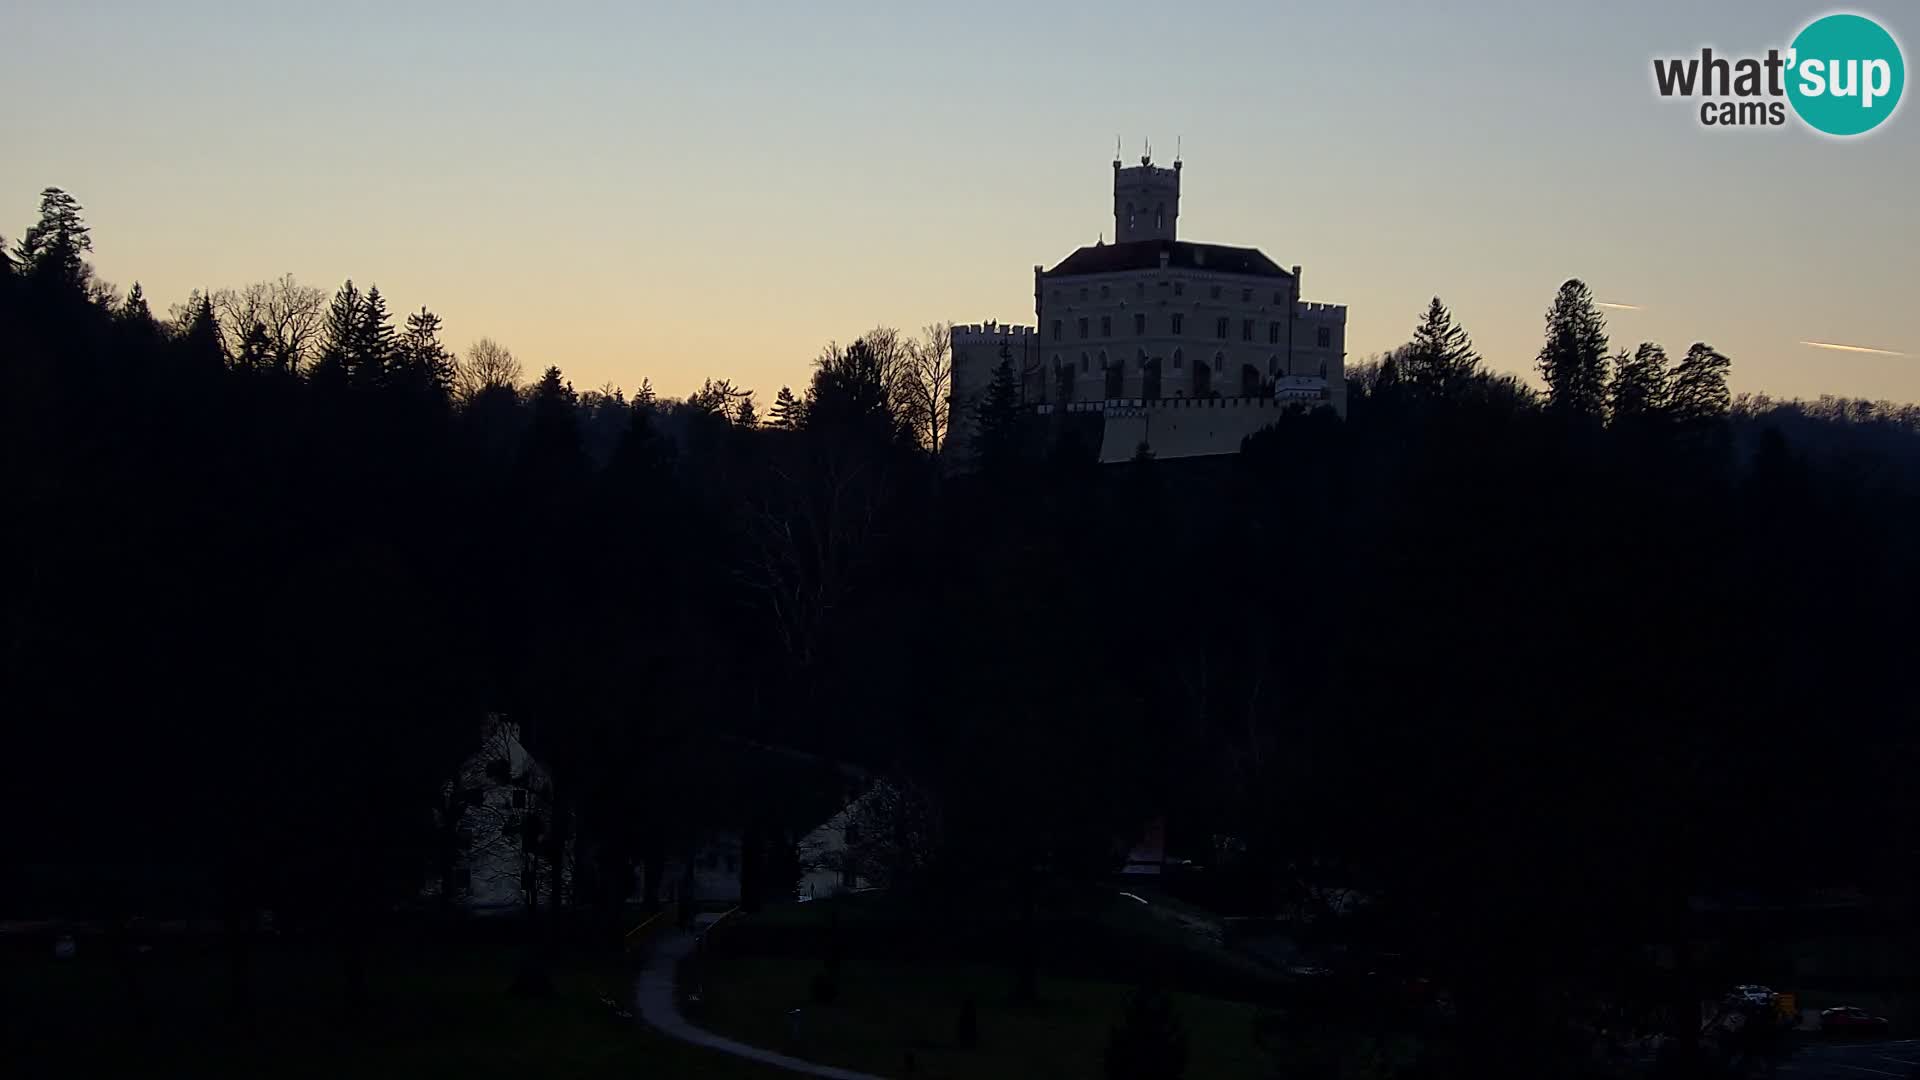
{"left": 1, "top": 935, "right": 781, "bottom": 1080}
{"left": 688, "top": 892, "right": 1288, "bottom": 1079}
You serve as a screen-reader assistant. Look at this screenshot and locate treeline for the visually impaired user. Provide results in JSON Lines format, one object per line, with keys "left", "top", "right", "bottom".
{"left": 7, "top": 188, "right": 1920, "bottom": 1070}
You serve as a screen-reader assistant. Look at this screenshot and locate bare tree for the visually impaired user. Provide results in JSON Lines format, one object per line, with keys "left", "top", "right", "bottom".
{"left": 457, "top": 338, "right": 523, "bottom": 402}
{"left": 211, "top": 275, "right": 328, "bottom": 375}
{"left": 902, "top": 322, "right": 953, "bottom": 454}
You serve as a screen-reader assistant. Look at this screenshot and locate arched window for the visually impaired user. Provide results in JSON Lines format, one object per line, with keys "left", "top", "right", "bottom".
{"left": 1173, "top": 348, "right": 1183, "bottom": 370}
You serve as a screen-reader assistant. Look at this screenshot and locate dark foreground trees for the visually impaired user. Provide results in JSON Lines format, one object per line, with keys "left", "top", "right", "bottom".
{"left": 6, "top": 190, "right": 1919, "bottom": 1076}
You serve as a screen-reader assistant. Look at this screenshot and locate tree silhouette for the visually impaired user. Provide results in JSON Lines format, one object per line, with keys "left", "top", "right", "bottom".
{"left": 351, "top": 285, "right": 396, "bottom": 389}
{"left": 1537, "top": 278, "right": 1610, "bottom": 419}
{"left": 1668, "top": 342, "right": 1732, "bottom": 425}
{"left": 13, "top": 187, "right": 92, "bottom": 289}
{"left": 1402, "top": 296, "right": 1480, "bottom": 396}
{"left": 971, "top": 358, "right": 1022, "bottom": 475}
{"left": 311, "top": 279, "right": 363, "bottom": 390}
{"left": 1609, "top": 342, "right": 1669, "bottom": 423}
{"left": 180, "top": 292, "right": 225, "bottom": 371}
{"left": 396, "top": 306, "right": 456, "bottom": 398}
{"left": 122, "top": 282, "right": 153, "bottom": 326}
{"left": 768, "top": 385, "right": 803, "bottom": 429}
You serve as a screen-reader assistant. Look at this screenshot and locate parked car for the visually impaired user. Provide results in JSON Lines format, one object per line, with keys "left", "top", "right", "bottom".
{"left": 1820, "top": 1006, "right": 1890, "bottom": 1037}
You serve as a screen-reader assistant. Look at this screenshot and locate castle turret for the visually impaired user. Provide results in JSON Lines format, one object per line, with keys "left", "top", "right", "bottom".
{"left": 1113, "top": 145, "right": 1180, "bottom": 243}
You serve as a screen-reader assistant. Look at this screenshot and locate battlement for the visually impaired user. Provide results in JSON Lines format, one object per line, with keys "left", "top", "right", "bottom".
{"left": 1297, "top": 302, "right": 1346, "bottom": 319}
{"left": 1034, "top": 387, "right": 1329, "bottom": 416}
{"left": 952, "top": 322, "right": 1037, "bottom": 344}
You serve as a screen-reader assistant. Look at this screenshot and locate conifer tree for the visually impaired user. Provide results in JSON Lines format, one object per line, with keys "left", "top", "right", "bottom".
{"left": 1667, "top": 342, "right": 1732, "bottom": 425}
{"left": 311, "top": 280, "right": 363, "bottom": 389}
{"left": 351, "top": 285, "right": 396, "bottom": 389}
{"left": 971, "top": 358, "right": 1022, "bottom": 474}
{"left": 735, "top": 394, "right": 758, "bottom": 427}
{"left": 1537, "top": 279, "right": 1610, "bottom": 419}
{"left": 397, "top": 305, "right": 456, "bottom": 397}
{"left": 13, "top": 187, "right": 92, "bottom": 289}
{"left": 122, "top": 282, "right": 153, "bottom": 325}
{"left": 635, "top": 378, "right": 656, "bottom": 408}
{"left": 769, "top": 385, "right": 803, "bottom": 429}
{"left": 1401, "top": 297, "right": 1481, "bottom": 397}
{"left": 181, "top": 293, "right": 226, "bottom": 371}
{"left": 1608, "top": 343, "right": 1669, "bottom": 424}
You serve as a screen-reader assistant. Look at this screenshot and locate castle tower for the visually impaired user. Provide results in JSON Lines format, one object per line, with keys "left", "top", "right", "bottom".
{"left": 1112, "top": 143, "right": 1180, "bottom": 243}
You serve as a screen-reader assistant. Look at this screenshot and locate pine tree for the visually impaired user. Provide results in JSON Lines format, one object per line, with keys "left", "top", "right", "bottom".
{"left": 735, "top": 394, "right": 758, "bottom": 427}
{"left": 971, "top": 358, "right": 1023, "bottom": 474}
{"left": 14, "top": 187, "right": 93, "bottom": 289}
{"left": 181, "top": 293, "right": 226, "bottom": 371}
{"left": 768, "top": 385, "right": 803, "bottom": 429}
{"left": 1402, "top": 297, "right": 1481, "bottom": 397}
{"left": 1104, "top": 984, "right": 1188, "bottom": 1080}
{"left": 1536, "top": 279, "right": 1610, "bottom": 419}
{"left": 351, "top": 285, "right": 396, "bottom": 389}
{"left": 311, "top": 280, "right": 363, "bottom": 389}
{"left": 122, "top": 282, "right": 153, "bottom": 326}
{"left": 1667, "top": 342, "right": 1731, "bottom": 425}
{"left": 397, "top": 306, "right": 456, "bottom": 397}
{"left": 1609, "top": 343, "right": 1668, "bottom": 424}
{"left": 635, "top": 378, "right": 656, "bottom": 408}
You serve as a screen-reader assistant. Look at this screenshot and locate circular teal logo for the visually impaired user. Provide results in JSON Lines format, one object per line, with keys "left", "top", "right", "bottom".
{"left": 1787, "top": 13, "right": 1905, "bottom": 136}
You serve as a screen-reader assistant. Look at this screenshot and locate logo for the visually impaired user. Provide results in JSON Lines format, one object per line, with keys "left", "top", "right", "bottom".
{"left": 1653, "top": 12, "right": 1904, "bottom": 136}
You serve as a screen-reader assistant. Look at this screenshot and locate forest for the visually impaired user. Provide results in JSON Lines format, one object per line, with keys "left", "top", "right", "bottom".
{"left": 7, "top": 186, "right": 1919, "bottom": 1076}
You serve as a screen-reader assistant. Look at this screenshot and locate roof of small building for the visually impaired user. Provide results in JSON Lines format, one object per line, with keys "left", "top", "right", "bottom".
{"left": 1043, "top": 239, "right": 1293, "bottom": 279}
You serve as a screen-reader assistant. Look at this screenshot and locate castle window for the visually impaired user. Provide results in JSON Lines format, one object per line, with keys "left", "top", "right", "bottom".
{"left": 1174, "top": 282, "right": 1185, "bottom": 296}
{"left": 1269, "top": 321, "right": 1281, "bottom": 345}
{"left": 1081, "top": 352, "right": 1089, "bottom": 373}
{"left": 1210, "top": 285, "right": 1222, "bottom": 300}
{"left": 1170, "top": 313, "right": 1184, "bottom": 335}
{"left": 1100, "top": 284, "right": 1110, "bottom": 299}
{"left": 1077, "top": 317, "right": 1088, "bottom": 339}
{"left": 1173, "top": 348, "right": 1183, "bottom": 370}
{"left": 1241, "top": 288, "right": 1253, "bottom": 302}
{"left": 1319, "top": 359, "right": 1327, "bottom": 377}
{"left": 1051, "top": 320, "right": 1062, "bottom": 341}
{"left": 1155, "top": 204, "right": 1165, "bottom": 230}
{"left": 1100, "top": 315, "right": 1111, "bottom": 337}
{"left": 1241, "top": 319, "right": 1254, "bottom": 342}
{"left": 1215, "top": 317, "right": 1229, "bottom": 339}
{"left": 1317, "top": 326, "right": 1332, "bottom": 348}
{"left": 1134, "top": 313, "right": 1146, "bottom": 335}
{"left": 1098, "top": 350, "right": 1108, "bottom": 369}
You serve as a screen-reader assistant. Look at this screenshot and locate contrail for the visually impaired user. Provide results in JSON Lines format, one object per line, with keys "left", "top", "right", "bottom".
{"left": 1597, "top": 302, "right": 1642, "bottom": 311}
{"left": 1800, "top": 340, "right": 1909, "bottom": 357}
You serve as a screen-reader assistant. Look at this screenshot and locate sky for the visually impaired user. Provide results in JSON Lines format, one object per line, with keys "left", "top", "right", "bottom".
{"left": 4, "top": 1, "right": 1917, "bottom": 403}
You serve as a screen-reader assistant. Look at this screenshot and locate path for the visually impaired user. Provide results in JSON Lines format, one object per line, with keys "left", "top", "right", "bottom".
{"left": 633, "top": 918, "right": 887, "bottom": 1080}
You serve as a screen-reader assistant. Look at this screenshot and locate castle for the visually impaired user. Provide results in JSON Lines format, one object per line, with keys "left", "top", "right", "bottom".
{"left": 947, "top": 151, "right": 1347, "bottom": 465}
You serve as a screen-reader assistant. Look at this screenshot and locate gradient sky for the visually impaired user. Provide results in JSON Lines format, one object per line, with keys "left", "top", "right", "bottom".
{"left": 5, "top": 1, "right": 1916, "bottom": 402}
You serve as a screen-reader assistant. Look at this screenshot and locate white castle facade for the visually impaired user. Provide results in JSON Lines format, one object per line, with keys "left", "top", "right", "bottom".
{"left": 948, "top": 153, "right": 1347, "bottom": 465}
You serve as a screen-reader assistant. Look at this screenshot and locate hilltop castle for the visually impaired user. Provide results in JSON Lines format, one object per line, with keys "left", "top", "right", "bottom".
{"left": 947, "top": 151, "right": 1347, "bottom": 464}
